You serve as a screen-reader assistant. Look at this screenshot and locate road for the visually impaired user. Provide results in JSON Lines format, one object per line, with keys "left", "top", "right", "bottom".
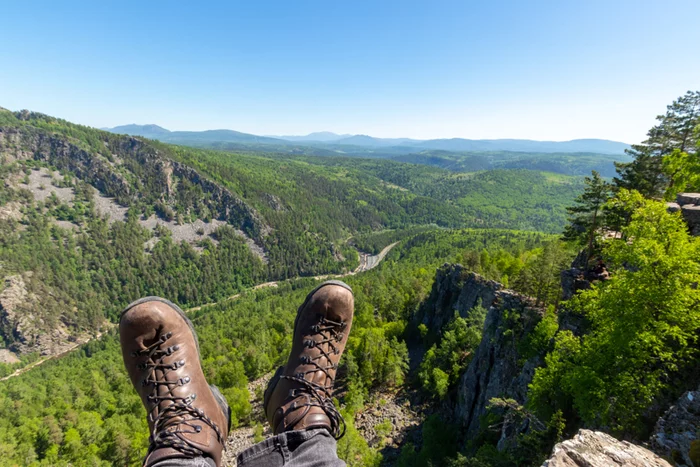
{"left": 189, "top": 242, "right": 399, "bottom": 313}
{"left": 1, "top": 242, "right": 400, "bottom": 381}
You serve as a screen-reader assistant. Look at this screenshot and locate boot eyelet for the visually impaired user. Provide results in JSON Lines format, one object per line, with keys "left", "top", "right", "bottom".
{"left": 336, "top": 333, "right": 344, "bottom": 341}
{"left": 130, "top": 351, "right": 139, "bottom": 358}
{"left": 304, "top": 339, "right": 315, "bottom": 348}
{"left": 173, "top": 345, "right": 180, "bottom": 351}
{"left": 195, "top": 425, "right": 202, "bottom": 433}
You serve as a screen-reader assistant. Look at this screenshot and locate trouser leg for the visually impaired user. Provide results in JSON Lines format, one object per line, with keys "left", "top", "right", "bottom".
{"left": 148, "top": 457, "right": 216, "bottom": 467}
{"left": 237, "top": 428, "right": 345, "bottom": 467}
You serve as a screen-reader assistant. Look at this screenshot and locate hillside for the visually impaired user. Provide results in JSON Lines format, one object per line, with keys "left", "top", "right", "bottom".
{"left": 0, "top": 108, "right": 583, "bottom": 360}
{"left": 1, "top": 91, "right": 699, "bottom": 467}
{"left": 107, "top": 124, "right": 629, "bottom": 154}
{"left": 104, "top": 123, "right": 630, "bottom": 176}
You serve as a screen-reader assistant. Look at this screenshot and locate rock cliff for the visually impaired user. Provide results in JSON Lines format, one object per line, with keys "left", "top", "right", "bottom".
{"left": 650, "top": 387, "right": 700, "bottom": 467}
{"left": 416, "top": 264, "right": 546, "bottom": 436}
{"left": 0, "top": 124, "right": 269, "bottom": 241}
{"left": 543, "top": 429, "right": 672, "bottom": 467}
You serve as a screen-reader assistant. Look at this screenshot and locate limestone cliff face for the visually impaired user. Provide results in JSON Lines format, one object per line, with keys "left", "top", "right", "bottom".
{"left": 543, "top": 429, "right": 672, "bottom": 467}
{"left": 417, "top": 264, "right": 546, "bottom": 436}
{"left": 650, "top": 387, "right": 700, "bottom": 467}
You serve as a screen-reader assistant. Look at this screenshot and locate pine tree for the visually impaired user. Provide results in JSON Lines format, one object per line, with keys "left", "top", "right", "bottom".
{"left": 615, "top": 90, "right": 700, "bottom": 198}
{"left": 562, "top": 171, "right": 612, "bottom": 260}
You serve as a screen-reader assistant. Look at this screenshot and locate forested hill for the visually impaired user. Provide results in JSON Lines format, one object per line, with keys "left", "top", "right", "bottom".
{"left": 0, "top": 107, "right": 583, "bottom": 360}
{"left": 106, "top": 123, "right": 630, "bottom": 177}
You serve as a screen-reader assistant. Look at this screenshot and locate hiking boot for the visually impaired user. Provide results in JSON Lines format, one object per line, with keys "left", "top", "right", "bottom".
{"left": 264, "top": 281, "right": 354, "bottom": 439}
{"left": 120, "top": 297, "right": 230, "bottom": 467}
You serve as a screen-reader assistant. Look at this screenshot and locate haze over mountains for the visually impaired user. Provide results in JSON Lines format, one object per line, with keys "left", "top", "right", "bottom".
{"left": 105, "top": 124, "right": 631, "bottom": 154}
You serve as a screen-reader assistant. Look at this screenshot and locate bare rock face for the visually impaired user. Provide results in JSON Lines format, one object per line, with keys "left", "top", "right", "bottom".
{"left": 457, "top": 282, "right": 545, "bottom": 436}
{"left": 677, "top": 193, "right": 700, "bottom": 236}
{"left": 416, "top": 264, "right": 546, "bottom": 437}
{"left": 650, "top": 388, "right": 700, "bottom": 467}
{"left": 543, "top": 429, "right": 672, "bottom": 467}
{"left": 0, "top": 274, "right": 73, "bottom": 356}
{"left": 0, "top": 348, "right": 20, "bottom": 364}
{"left": 414, "top": 263, "right": 501, "bottom": 332}
{"left": 0, "top": 124, "right": 271, "bottom": 243}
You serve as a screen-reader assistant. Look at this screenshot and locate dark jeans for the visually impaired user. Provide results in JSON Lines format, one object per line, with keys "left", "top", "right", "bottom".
{"left": 152, "top": 428, "right": 345, "bottom": 467}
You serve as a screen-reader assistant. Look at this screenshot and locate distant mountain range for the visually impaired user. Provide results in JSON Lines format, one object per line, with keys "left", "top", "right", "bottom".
{"left": 104, "top": 125, "right": 631, "bottom": 155}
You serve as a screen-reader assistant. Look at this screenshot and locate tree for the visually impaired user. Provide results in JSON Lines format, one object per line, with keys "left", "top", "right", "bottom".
{"left": 615, "top": 91, "right": 700, "bottom": 198}
{"left": 662, "top": 147, "right": 700, "bottom": 200}
{"left": 562, "top": 171, "right": 612, "bottom": 261}
{"left": 530, "top": 190, "right": 700, "bottom": 434}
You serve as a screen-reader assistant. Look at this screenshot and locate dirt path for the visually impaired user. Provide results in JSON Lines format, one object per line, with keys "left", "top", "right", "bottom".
{"left": 1, "top": 242, "right": 399, "bottom": 381}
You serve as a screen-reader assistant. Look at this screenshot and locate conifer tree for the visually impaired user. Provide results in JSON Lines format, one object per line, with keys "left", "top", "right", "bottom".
{"left": 615, "top": 90, "right": 700, "bottom": 198}
{"left": 562, "top": 171, "right": 612, "bottom": 260}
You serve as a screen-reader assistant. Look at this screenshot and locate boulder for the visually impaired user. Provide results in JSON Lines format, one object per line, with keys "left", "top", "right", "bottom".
{"left": 543, "top": 429, "right": 672, "bottom": 466}
{"left": 667, "top": 202, "right": 682, "bottom": 213}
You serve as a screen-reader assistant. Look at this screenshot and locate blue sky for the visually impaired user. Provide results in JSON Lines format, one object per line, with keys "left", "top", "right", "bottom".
{"left": 1, "top": 1, "right": 699, "bottom": 143}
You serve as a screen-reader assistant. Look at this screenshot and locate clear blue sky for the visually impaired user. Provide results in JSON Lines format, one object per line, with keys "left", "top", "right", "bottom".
{"left": 1, "top": 0, "right": 699, "bottom": 143}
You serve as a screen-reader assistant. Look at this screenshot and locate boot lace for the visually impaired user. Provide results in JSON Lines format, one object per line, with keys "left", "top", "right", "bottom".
{"left": 132, "top": 332, "right": 225, "bottom": 457}
{"left": 281, "top": 315, "right": 347, "bottom": 439}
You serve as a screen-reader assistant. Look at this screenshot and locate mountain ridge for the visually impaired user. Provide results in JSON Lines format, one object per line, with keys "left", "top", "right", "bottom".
{"left": 103, "top": 124, "right": 630, "bottom": 154}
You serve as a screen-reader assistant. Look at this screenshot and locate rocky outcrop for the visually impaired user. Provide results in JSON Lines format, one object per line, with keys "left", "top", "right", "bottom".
{"left": 650, "top": 387, "right": 700, "bottom": 467}
{"left": 416, "top": 264, "right": 546, "bottom": 437}
{"left": 543, "top": 429, "right": 672, "bottom": 466}
{"left": 414, "top": 263, "right": 502, "bottom": 332}
{"left": 0, "top": 274, "right": 77, "bottom": 356}
{"left": 457, "top": 283, "right": 545, "bottom": 435}
{"left": 0, "top": 348, "right": 19, "bottom": 364}
{"left": 0, "top": 126, "right": 131, "bottom": 200}
{"left": 169, "top": 160, "right": 270, "bottom": 239}
{"left": 676, "top": 193, "right": 700, "bottom": 236}
{"left": 0, "top": 124, "right": 270, "bottom": 242}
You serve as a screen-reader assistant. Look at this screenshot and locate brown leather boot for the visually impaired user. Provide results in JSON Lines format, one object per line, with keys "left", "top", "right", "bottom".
{"left": 264, "top": 280, "right": 354, "bottom": 439}
{"left": 120, "top": 297, "right": 230, "bottom": 467}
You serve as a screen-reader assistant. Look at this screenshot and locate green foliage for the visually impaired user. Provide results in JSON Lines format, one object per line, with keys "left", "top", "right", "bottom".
{"left": 397, "top": 415, "right": 461, "bottom": 467}
{"left": 512, "top": 241, "right": 573, "bottom": 307}
{"left": 0, "top": 228, "right": 551, "bottom": 465}
{"left": 418, "top": 307, "right": 486, "bottom": 400}
{"left": 562, "top": 171, "right": 612, "bottom": 252}
{"left": 662, "top": 148, "right": 700, "bottom": 200}
{"left": 530, "top": 190, "right": 700, "bottom": 435}
{"left": 336, "top": 409, "right": 382, "bottom": 467}
{"left": 615, "top": 90, "right": 700, "bottom": 198}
